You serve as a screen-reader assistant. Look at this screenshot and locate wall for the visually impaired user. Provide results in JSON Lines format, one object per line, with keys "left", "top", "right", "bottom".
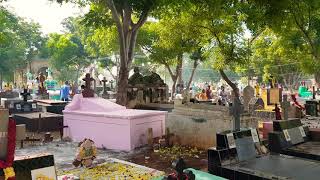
{"left": 166, "top": 103, "right": 258, "bottom": 149}
{"left": 14, "top": 58, "right": 49, "bottom": 87}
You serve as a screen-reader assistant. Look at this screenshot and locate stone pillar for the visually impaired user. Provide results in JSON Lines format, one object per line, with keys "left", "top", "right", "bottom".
{"left": 137, "top": 90, "right": 144, "bottom": 104}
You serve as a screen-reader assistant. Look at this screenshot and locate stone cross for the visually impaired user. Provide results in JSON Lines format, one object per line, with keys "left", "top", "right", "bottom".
{"left": 110, "top": 80, "right": 114, "bottom": 90}
{"left": 281, "top": 94, "right": 290, "bottom": 120}
{"left": 20, "top": 89, "right": 30, "bottom": 102}
{"left": 82, "top": 73, "right": 94, "bottom": 97}
{"left": 46, "top": 68, "right": 53, "bottom": 78}
{"left": 101, "top": 77, "right": 108, "bottom": 93}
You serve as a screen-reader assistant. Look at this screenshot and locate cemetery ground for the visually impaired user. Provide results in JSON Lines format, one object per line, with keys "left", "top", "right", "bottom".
{"left": 16, "top": 132, "right": 207, "bottom": 175}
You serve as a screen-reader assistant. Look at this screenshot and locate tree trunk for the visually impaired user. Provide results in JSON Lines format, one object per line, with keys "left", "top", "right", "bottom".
{"left": 315, "top": 72, "right": 320, "bottom": 84}
{"left": 116, "top": 67, "right": 129, "bottom": 105}
{"left": 219, "top": 69, "right": 239, "bottom": 98}
{"left": 0, "top": 72, "right": 3, "bottom": 90}
{"left": 176, "top": 54, "right": 183, "bottom": 86}
{"left": 171, "top": 78, "right": 178, "bottom": 100}
{"left": 186, "top": 59, "right": 199, "bottom": 90}
{"left": 163, "top": 55, "right": 183, "bottom": 99}
{"left": 107, "top": 0, "right": 148, "bottom": 106}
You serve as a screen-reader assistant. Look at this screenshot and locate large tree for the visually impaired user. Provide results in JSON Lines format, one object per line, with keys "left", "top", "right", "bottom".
{"left": 142, "top": 11, "right": 206, "bottom": 98}
{"left": 56, "top": 0, "right": 172, "bottom": 105}
{"left": 254, "top": 0, "right": 320, "bottom": 83}
{"left": 47, "top": 32, "right": 90, "bottom": 83}
{"left": 0, "top": 6, "right": 45, "bottom": 88}
{"left": 182, "top": 1, "right": 266, "bottom": 99}
{"left": 250, "top": 29, "right": 308, "bottom": 91}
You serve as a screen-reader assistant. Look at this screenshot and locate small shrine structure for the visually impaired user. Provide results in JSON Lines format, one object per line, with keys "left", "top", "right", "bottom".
{"left": 127, "top": 67, "right": 168, "bottom": 108}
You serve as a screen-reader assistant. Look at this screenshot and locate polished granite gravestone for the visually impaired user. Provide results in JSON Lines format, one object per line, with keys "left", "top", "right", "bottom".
{"left": 0, "top": 154, "right": 55, "bottom": 180}
{"left": 269, "top": 118, "right": 320, "bottom": 161}
{"left": 1, "top": 89, "right": 39, "bottom": 114}
{"left": 208, "top": 128, "right": 320, "bottom": 180}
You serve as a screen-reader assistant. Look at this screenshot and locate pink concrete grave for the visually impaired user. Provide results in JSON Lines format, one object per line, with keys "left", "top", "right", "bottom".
{"left": 63, "top": 94, "right": 166, "bottom": 151}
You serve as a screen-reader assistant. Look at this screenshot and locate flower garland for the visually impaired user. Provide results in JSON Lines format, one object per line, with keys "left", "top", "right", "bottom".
{"left": 0, "top": 119, "right": 16, "bottom": 180}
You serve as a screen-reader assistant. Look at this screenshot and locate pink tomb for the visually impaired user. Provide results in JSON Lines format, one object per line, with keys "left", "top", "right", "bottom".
{"left": 63, "top": 94, "right": 166, "bottom": 151}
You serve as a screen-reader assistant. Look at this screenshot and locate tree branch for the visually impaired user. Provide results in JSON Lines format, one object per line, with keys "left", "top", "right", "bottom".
{"left": 219, "top": 69, "right": 239, "bottom": 97}
{"left": 106, "top": 65, "right": 117, "bottom": 80}
{"left": 164, "top": 62, "right": 175, "bottom": 80}
{"left": 127, "top": 29, "right": 138, "bottom": 66}
{"left": 132, "top": 11, "right": 149, "bottom": 31}
{"left": 106, "top": 0, "right": 123, "bottom": 33}
{"left": 292, "top": 10, "right": 317, "bottom": 58}
{"left": 249, "top": 29, "right": 265, "bottom": 44}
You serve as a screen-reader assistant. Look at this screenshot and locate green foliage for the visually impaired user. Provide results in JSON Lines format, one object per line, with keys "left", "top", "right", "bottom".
{"left": 254, "top": 0, "right": 320, "bottom": 76}
{"left": 251, "top": 29, "right": 307, "bottom": 83}
{"left": 0, "top": 6, "right": 46, "bottom": 81}
{"left": 47, "top": 33, "right": 90, "bottom": 69}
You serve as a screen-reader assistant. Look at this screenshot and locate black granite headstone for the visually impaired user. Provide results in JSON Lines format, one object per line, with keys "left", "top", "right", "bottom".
{"left": 273, "top": 118, "right": 302, "bottom": 131}
{"left": 306, "top": 100, "right": 318, "bottom": 116}
{"left": 209, "top": 128, "right": 320, "bottom": 180}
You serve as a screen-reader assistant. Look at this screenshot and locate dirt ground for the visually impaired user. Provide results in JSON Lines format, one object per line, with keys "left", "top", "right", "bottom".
{"left": 127, "top": 147, "right": 208, "bottom": 174}
{"left": 15, "top": 132, "right": 208, "bottom": 175}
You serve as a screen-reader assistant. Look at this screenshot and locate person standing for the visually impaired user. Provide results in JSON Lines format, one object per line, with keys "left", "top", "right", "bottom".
{"left": 206, "top": 85, "right": 212, "bottom": 99}
{"left": 60, "top": 81, "right": 70, "bottom": 101}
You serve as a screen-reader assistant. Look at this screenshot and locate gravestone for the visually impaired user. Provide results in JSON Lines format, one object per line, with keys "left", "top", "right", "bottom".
{"left": 100, "top": 77, "right": 110, "bottom": 99}
{"left": 110, "top": 80, "right": 114, "bottom": 90}
{"left": 20, "top": 89, "right": 30, "bottom": 102}
{"left": 0, "top": 109, "right": 9, "bottom": 160}
{"left": 281, "top": 95, "right": 290, "bottom": 120}
{"left": 82, "top": 73, "right": 95, "bottom": 98}
{"left": 243, "top": 86, "right": 254, "bottom": 111}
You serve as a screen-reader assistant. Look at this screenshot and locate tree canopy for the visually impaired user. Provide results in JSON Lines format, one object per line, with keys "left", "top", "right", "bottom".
{"left": 0, "top": 6, "right": 46, "bottom": 86}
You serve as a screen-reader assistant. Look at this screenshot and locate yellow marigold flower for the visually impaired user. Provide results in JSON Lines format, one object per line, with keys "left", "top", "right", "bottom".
{"left": 3, "top": 167, "right": 15, "bottom": 180}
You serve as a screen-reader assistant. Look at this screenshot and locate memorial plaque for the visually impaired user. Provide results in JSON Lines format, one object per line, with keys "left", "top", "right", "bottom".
{"left": 283, "top": 129, "right": 291, "bottom": 142}
{"left": 227, "top": 133, "right": 236, "bottom": 148}
{"left": 287, "top": 127, "right": 304, "bottom": 145}
{"left": 250, "top": 128, "right": 260, "bottom": 143}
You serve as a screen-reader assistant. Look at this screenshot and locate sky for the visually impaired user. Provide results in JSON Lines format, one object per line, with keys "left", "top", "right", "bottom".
{"left": 3, "top": 0, "right": 89, "bottom": 34}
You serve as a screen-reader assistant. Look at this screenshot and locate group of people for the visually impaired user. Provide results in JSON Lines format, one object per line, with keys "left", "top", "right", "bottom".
{"left": 190, "top": 85, "right": 230, "bottom": 105}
